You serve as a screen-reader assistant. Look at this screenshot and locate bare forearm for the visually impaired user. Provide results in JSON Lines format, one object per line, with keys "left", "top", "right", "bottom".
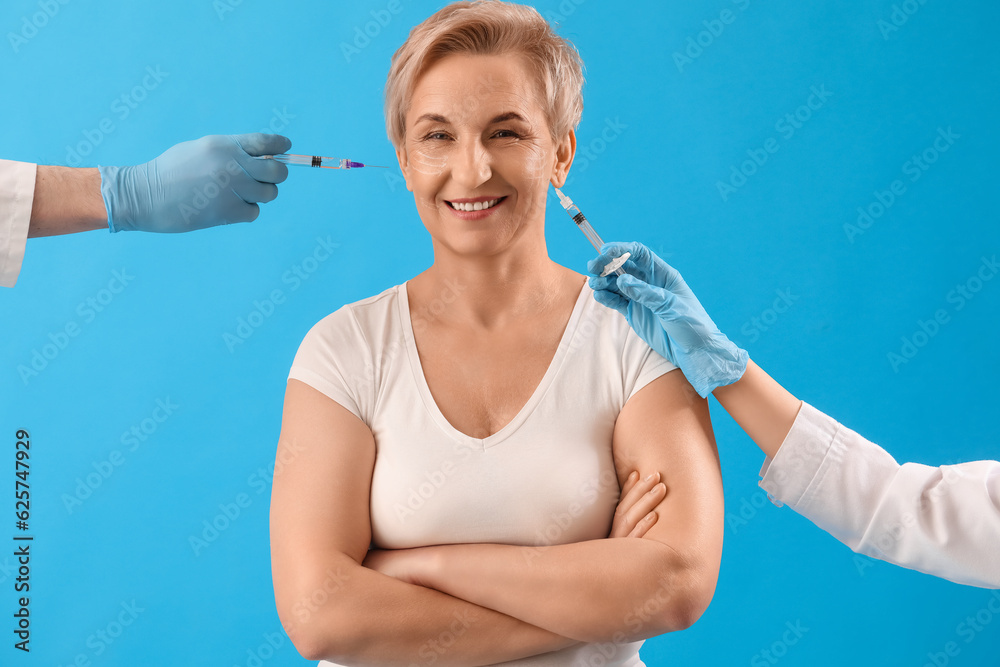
{"left": 28, "top": 166, "right": 107, "bottom": 237}
{"left": 290, "top": 558, "right": 578, "bottom": 665}
{"left": 418, "top": 539, "right": 694, "bottom": 643}
{"left": 711, "top": 359, "right": 803, "bottom": 459}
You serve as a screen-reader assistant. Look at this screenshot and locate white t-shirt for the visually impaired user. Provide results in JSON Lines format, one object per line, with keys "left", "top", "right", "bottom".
{"left": 288, "top": 279, "right": 678, "bottom": 666}
{"left": 0, "top": 159, "right": 36, "bottom": 288}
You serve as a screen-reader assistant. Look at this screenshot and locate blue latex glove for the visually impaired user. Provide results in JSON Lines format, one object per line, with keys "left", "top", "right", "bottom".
{"left": 98, "top": 133, "right": 291, "bottom": 233}
{"left": 586, "top": 241, "right": 749, "bottom": 398}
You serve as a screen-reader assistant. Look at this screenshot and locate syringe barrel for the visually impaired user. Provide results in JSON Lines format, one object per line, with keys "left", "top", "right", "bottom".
{"left": 575, "top": 214, "right": 606, "bottom": 253}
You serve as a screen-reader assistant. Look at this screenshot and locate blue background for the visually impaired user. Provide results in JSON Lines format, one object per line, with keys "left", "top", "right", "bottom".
{"left": 2, "top": 0, "right": 998, "bottom": 665}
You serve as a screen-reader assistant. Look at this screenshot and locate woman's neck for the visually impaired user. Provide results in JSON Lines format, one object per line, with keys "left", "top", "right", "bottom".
{"left": 410, "top": 257, "right": 578, "bottom": 332}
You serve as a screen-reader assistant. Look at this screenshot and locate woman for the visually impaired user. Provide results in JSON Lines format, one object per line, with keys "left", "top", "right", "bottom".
{"left": 269, "top": 2, "right": 724, "bottom": 665}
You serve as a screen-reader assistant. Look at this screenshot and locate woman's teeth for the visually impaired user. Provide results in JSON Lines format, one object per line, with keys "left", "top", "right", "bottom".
{"left": 450, "top": 198, "right": 501, "bottom": 212}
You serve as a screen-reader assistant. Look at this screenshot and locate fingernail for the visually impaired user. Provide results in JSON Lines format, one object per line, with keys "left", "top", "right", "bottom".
{"left": 644, "top": 472, "right": 656, "bottom": 482}
{"left": 628, "top": 471, "right": 637, "bottom": 481}
{"left": 649, "top": 483, "right": 665, "bottom": 495}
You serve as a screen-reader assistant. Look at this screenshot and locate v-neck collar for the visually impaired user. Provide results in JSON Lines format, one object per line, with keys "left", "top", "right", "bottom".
{"left": 398, "top": 279, "right": 590, "bottom": 449}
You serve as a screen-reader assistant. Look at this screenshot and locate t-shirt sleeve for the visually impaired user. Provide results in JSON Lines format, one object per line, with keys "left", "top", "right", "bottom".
{"left": 622, "top": 326, "right": 679, "bottom": 404}
{"left": 287, "top": 305, "right": 374, "bottom": 425}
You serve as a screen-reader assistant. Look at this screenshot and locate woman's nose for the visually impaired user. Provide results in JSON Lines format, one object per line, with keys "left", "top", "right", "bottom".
{"left": 450, "top": 139, "right": 492, "bottom": 189}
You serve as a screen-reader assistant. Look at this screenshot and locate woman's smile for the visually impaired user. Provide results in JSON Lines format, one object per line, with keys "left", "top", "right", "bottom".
{"left": 445, "top": 195, "right": 509, "bottom": 220}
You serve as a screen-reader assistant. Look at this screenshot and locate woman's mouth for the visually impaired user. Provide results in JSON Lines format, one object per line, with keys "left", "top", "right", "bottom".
{"left": 445, "top": 196, "right": 508, "bottom": 219}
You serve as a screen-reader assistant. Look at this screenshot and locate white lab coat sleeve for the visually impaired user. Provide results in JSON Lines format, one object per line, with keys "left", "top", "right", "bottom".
{"left": 0, "top": 159, "right": 37, "bottom": 288}
{"left": 758, "top": 401, "right": 1000, "bottom": 589}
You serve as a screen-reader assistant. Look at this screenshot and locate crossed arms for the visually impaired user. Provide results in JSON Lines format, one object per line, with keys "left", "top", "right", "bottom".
{"left": 269, "top": 368, "right": 724, "bottom": 665}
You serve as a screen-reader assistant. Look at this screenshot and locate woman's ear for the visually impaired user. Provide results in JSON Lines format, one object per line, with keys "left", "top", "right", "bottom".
{"left": 395, "top": 144, "right": 414, "bottom": 192}
{"left": 550, "top": 129, "right": 576, "bottom": 188}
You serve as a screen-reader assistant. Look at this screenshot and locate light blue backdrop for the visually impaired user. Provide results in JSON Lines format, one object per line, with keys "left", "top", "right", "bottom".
{"left": 1, "top": 0, "right": 998, "bottom": 665}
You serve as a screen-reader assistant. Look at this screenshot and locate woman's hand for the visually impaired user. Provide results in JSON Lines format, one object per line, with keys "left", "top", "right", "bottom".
{"left": 609, "top": 470, "right": 665, "bottom": 538}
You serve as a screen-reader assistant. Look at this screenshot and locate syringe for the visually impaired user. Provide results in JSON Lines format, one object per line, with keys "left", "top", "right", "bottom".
{"left": 554, "top": 187, "right": 630, "bottom": 277}
{"left": 262, "top": 153, "right": 388, "bottom": 169}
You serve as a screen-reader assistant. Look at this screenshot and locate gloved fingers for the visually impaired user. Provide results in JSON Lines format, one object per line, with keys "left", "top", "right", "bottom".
{"left": 615, "top": 273, "right": 678, "bottom": 319}
{"left": 231, "top": 133, "right": 292, "bottom": 158}
{"left": 236, "top": 153, "right": 290, "bottom": 184}
{"left": 230, "top": 201, "right": 262, "bottom": 224}
{"left": 592, "top": 288, "right": 629, "bottom": 316}
{"left": 597, "top": 241, "right": 652, "bottom": 270}
{"left": 228, "top": 134, "right": 291, "bottom": 184}
{"left": 587, "top": 274, "right": 621, "bottom": 294}
{"left": 233, "top": 178, "right": 280, "bottom": 205}
{"left": 597, "top": 240, "right": 690, "bottom": 292}
{"left": 587, "top": 241, "right": 645, "bottom": 278}
{"left": 587, "top": 240, "right": 666, "bottom": 286}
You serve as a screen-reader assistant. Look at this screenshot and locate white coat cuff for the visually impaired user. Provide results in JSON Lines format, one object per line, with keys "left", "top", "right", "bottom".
{"left": 0, "top": 160, "right": 37, "bottom": 288}
{"left": 758, "top": 401, "right": 839, "bottom": 509}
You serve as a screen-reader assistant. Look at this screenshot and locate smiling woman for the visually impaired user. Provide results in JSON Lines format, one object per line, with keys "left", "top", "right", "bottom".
{"left": 268, "top": 2, "right": 724, "bottom": 665}
{"left": 399, "top": 52, "right": 561, "bottom": 249}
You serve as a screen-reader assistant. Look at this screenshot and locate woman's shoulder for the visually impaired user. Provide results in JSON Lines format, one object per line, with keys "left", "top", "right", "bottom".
{"left": 339, "top": 283, "right": 403, "bottom": 316}
{"left": 570, "top": 270, "right": 662, "bottom": 350}
{"left": 299, "top": 282, "right": 405, "bottom": 346}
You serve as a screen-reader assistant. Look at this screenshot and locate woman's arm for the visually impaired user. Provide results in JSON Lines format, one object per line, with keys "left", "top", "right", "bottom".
{"left": 270, "top": 379, "right": 580, "bottom": 665}
{"left": 372, "top": 369, "right": 725, "bottom": 644}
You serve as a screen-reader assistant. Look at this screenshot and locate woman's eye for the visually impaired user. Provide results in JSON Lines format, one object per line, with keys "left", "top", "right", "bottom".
{"left": 494, "top": 129, "right": 520, "bottom": 139}
{"left": 423, "top": 132, "right": 449, "bottom": 141}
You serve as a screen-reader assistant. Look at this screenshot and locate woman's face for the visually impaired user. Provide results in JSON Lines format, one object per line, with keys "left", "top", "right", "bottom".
{"left": 396, "top": 53, "right": 575, "bottom": 260}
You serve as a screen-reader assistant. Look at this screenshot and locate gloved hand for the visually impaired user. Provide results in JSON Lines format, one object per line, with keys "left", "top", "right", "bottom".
{"left": 98, "top": 133, "right": 291, "bottom": 233}
{"left": 586, "top": 241, "right": 748, "bottom": 398}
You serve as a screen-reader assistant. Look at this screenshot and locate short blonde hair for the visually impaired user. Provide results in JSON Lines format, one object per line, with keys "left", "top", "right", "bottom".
{"left": 384, "top": 0, "right": 585, "bottom": 149}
